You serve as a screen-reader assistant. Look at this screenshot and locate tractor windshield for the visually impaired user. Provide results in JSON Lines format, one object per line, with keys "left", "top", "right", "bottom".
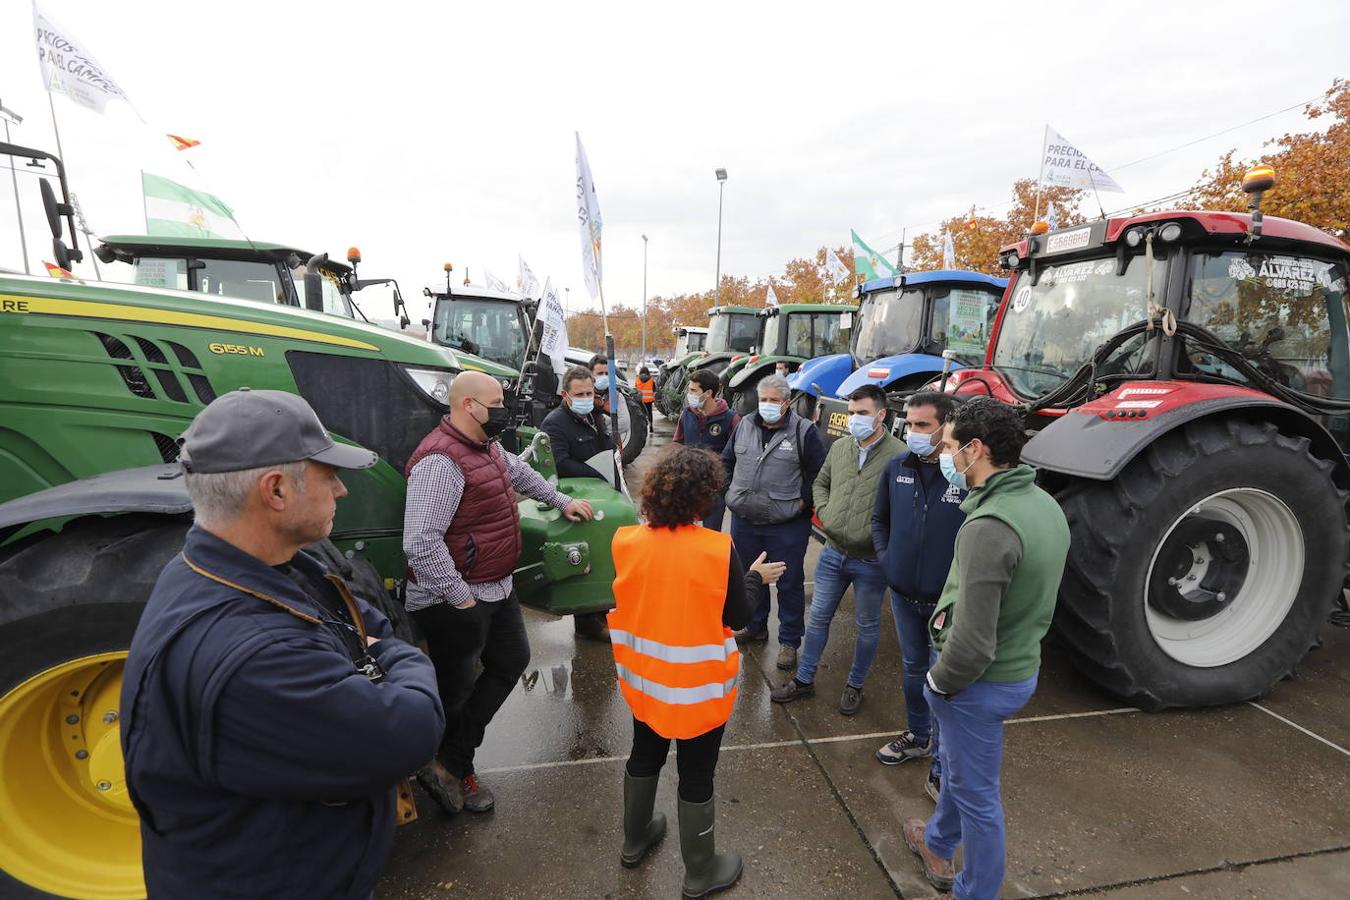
{"left": 688, "top": 331, "right": 708, "bottom": 352}
{"left": 993, "top": 255, "right": 1162, "bottom": 397}
{"left": 854, "top": 288, "right": 924, "bottom": 360}
{"left": 707, "top": 313, "right": 760, "bottom": 353}
{"left": 1184, "top": 250, "right": 1350, "bottom": 399}
{"left": 784, "top": 311, "right": 851, "bottom": 358}
{"left": 431, "top": 296, "right": 529, "bottom": 368}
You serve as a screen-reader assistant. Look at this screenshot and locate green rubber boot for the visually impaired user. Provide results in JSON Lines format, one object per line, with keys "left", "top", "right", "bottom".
{"left": 621, "top": 774, "right": 666, "bottom": 868}
{"left": 678, "top": 796, "right": 742, "bottom": 898}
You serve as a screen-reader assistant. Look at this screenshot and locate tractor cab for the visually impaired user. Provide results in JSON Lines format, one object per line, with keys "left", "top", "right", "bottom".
{"left": 946, "top": 168, "right": 1350, "bottom": 711}
{"left": 424, "top": 283, "right": 534, "bottom": 371}
{"left": 95, "top": 235, "right": 413, "bottom": 330}
{"left": 793, "top": 270, "right": 1005, "bottom": 445}
{"left": 671, "top": 324, "right": 709, "bottom": 365}
{"left": 656, "top": 306, "right": 761, "bottom": 418}
{"left": 721, "top": 303, "right": 856, "bottom": 413}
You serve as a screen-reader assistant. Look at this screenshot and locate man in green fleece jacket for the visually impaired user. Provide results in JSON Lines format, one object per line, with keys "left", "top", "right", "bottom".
{"left": 901, "top": 398, "right": 1069, "bottom": 899}
{"left": 771, "top": 385, "right": 903, "bottom": 715}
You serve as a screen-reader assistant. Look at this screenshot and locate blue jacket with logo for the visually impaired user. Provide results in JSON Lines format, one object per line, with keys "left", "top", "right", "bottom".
{"left": 871, "top": 450, "right": 967, "bottom": 604}
{"left": 120, "top": 526, "right": 445, "bottom": 899}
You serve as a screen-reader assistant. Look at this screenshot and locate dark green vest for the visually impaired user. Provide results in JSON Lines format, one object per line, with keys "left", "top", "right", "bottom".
{"left": 929, "top": 465, "right": 1070, "bottom": 683}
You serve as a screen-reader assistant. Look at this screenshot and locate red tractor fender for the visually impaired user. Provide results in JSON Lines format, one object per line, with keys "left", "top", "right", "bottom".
{"left": 1020, "top": 381, "right": 1349, "bottom": 483}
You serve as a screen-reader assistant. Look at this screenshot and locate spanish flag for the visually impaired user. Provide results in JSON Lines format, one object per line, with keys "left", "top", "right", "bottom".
{"left": 44, "top": 261, "right": 76, "bottom": 279}
{"left": 166, "top": 134, "right": 201, "bottom": 152}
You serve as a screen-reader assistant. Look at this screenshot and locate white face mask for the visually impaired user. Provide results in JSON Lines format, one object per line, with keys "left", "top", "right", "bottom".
{"left": 687, "top": 392, "right": 703, "bottom": 409}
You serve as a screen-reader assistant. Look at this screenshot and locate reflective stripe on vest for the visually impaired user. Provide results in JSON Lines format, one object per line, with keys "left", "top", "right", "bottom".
{"left": 608, "top": 523, "right": 738, "bottom": 739}
{"left": 636, "top": 378, "right": 656, "bottom": 402}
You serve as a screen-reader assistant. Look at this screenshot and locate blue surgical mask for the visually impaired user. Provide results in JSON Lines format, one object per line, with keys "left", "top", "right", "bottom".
{"left": 905, "top": 429, "right": 935, "bottom": 458}
{"left": 594, "top": 374, "right": 611, "bottom": 391}
{"left": 686, "top": 392, "right": 703, "bottom": 409}
{"left": 847, "top": 413, "right": 877, "bottom": 441}
{"left": 939, "top": 442, "right": 973, "bottom": 490}
{"left": 758, "top": 401, "right": 784, "bottom": 424}
{"left": 570, "top": 396, "right": 594, "bottom": 416}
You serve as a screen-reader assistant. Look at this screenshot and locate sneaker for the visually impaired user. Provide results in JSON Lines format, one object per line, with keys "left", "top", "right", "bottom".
{"left": 415, "top": 766, "right": 463, "bottom": 814}
{"left": 775, "top": 645, "right": 798, "bottom": 671}
{"left": 461, "top": 774, "right": 496, "bottom": 813}
{"left": 838, "top": 684, "right": 863, "bottom": 716}
{"left": 770, "top": 678, "right": 815, "bottom": 703}
{"left": 734, "top": 625, "right": 768, "bottom": 644}
{"left": 875, "top": 731, "right": 933, "bottom": 766}
{"left": 924, "top": 769, "right": 941, "bottom": 804}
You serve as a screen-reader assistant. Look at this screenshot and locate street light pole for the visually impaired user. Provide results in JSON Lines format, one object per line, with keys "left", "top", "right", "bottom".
{"left": 0, "top": 99, "right": 31, "bottom": 274}
{"left": 641, "top": 234, "right": 648, "bottom": 361}
{"left": 714, "top": 168, "right": 727, "bottom": 303}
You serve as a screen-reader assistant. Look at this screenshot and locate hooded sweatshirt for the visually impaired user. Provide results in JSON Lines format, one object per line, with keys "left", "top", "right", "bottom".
{"left": 674, "top": 398, "right": 739, "bottom": 453}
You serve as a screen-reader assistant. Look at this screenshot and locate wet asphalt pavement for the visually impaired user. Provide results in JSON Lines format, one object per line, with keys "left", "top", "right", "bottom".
{"left": 379, "top": 415, "right": 1350, "bottom": 899}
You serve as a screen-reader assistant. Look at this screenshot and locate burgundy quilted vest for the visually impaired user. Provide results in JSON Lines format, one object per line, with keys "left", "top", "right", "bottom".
{"left": 405, "top": 418, "right": 521, "bottom": 584}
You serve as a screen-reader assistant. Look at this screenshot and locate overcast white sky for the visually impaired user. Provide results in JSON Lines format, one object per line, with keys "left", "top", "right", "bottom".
{"left": 1, "top": 0, "right": 1347, "bottom": 322}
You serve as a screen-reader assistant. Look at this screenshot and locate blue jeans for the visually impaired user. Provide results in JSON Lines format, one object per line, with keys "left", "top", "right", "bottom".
{"left": 893, "top": 594, "right": 941, "bottom": 767}
{"left": 924, "top": 675, "right": 1037, "bottom": 900}
{"left": 795, "top": 546, "right": 888, "bottom": 688}
{"left": 730, "top": 513, "right": 812, "bottom": 648}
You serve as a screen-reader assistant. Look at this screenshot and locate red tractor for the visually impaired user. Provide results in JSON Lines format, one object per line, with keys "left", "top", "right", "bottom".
{"left": 943, "top": 168, "right": 1350, "bottom": 709}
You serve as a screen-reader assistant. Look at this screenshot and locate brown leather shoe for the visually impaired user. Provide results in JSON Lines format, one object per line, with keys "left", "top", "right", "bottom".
{"left": 903, "top": 817, "right": 955, "bottom": 892}
{"left": 574, "top": 612, "right": 611, "bottom": 643}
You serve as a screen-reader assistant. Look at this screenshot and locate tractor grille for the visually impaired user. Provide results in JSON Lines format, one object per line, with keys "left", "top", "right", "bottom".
{"left": 151, "top": 431, "right": 181, "bottom": 463}
{"left": 91, "top": 332, "right": 216, "bottom": 405}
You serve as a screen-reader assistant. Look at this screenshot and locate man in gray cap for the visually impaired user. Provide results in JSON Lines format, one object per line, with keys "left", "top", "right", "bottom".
{"left": 120, "top": 388, "right": 445, "bottom": 900}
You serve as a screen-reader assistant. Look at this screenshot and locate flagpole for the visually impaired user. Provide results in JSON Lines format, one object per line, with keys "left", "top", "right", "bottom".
{"left": 599, "top": 280, "right": 621, "bottom": 485}
{"left": 1033, "top": 123, "right": 1049, "bottom": 225}
{"left": 45, "top": 93, "right": 68, "bottom": 169}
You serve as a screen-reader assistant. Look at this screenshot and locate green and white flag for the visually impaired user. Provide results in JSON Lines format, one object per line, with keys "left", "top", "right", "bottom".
{"left": 851, "top": 229, "right": 897, "bottom": 280}
{"left": 141, "top": 172, "right": 239, "bottom": 238}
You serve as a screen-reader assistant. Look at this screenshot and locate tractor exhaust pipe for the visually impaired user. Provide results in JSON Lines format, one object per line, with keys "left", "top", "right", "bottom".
{"left": 938, "top": 349, "right": 957, "bottom": 393}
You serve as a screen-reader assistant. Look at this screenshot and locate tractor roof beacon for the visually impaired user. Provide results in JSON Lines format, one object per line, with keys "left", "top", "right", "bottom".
{"left": 0, "top": 140, "right": 637, "bottom": 900}
{"left": 947, "top": 167, "right": 1350, "bottom": 711}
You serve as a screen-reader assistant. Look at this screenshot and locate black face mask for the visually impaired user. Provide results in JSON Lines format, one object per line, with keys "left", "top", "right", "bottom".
{"left": 473, "top": 400, "right": 512, "bottom": 439}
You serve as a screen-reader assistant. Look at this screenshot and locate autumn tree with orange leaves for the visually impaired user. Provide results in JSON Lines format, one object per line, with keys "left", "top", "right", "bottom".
{"left": 1186, "top": 79, "right": 1349, "bottom": 241}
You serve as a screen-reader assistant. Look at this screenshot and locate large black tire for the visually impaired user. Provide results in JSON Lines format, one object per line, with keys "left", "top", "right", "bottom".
{"left": 728, "top": 371, "right": 765, "bottom": 416}
{"left": 1054, "top": 418, "right": 1348, "bottom": 710}
{"left": 621, "top": 393, "right": 647, "bottom": 466}
{"left": 658, "top": 367, "right": 690, "bottom": 419}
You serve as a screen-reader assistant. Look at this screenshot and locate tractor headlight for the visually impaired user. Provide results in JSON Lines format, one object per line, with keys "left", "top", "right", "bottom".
{"left": 1124, "top": 228, "right": 1144, "bottom": 248}
{"left": 1000, "top": 251, "right": 1020, "bottom": 269}
{"left": 1158, "top": 222, "right": 1182, "bottom": 243}
{"left": 403, "top": 366, "right": 454, "bottom": 407}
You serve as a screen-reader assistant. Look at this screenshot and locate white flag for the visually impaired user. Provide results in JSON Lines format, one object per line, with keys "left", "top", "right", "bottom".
{"left": 942, "top": 231, "right": 955, "bottom": 269}
{"left": 33, "top": 5, "right": 127, "bottom": 114}
{"left": 765, "top": 284, "right": 779, "bottom": 306}
{"left": 537, "top": 278, "right": 569, "bottom": 376}
{"left": 825, "top": 250, "right": 849, "bottom": 282}
{"left": 517, "top": 255, "right": 540, "bottom": 298}
{"left": 575, "top": 133, "right": 603, "bottom": 300}
{"left": 484, "top": 269, "right": 510, "bottom": 293}
{"left": 1040, "top": 125, "right": 1124, "bottom": 193}
{"left": 1045, "top": 201, "right": 1059, "bottom": 231}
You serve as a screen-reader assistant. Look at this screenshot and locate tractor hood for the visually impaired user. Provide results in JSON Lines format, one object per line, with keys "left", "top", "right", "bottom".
{"left": 835, "top": 352, "right": 955, "bottom": 397}
{"left": 788, "top": 353, "right": 853, "bottom": 398}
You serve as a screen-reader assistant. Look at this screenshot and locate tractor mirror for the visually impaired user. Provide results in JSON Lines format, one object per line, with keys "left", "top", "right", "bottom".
{"left": 303, "top": 253, "right": 328, "bottom": 311}
{"left": 39, "top": 179, "right": 68, "bottom": 239}
{"left": 52, "top": 237, "right": 72, "bottom": 270}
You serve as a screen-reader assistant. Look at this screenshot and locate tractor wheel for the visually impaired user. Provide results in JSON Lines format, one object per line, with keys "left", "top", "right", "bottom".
{"left": 621, "top": 393, "right": 647, "bottom": 466}
{"left": 1054, "top": 418, "right": 1347, "bottom": 710}
{"left": 728, "top": 372, "right": 766, "bottom": 416}
{"left": 0, "top": 514, "right": 189, "bottom": 899}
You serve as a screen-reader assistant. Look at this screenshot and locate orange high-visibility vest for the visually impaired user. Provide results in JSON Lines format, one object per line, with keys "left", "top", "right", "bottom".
{"left": 635, "top": 377, "right": 656, "bottom": 403}
{"left": 608, "top": 524, "right": 738, "bottom": 740}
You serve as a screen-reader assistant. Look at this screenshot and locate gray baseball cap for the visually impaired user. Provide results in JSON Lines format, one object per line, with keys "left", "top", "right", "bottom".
{"left": 178, "top": 388, "right": 378, "bottom": 474}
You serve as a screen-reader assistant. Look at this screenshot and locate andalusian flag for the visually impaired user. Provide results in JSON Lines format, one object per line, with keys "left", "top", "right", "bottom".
{"left": 851, "top": 229, "right": 897, "bottom": 280}
{"left": 166, "top": 134, "right": 200, "bottom": 151}
{"left": 141, "top": 172, "right": 238, "bottom": 238}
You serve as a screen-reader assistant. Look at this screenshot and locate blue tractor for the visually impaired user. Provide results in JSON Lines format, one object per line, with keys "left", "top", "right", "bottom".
{"left": 790, "top": 270, "right": 1007, "bottom": 445}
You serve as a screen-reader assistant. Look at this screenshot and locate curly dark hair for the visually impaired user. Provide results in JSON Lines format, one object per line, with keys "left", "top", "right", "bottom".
{"left": 640, "top": 444, "right": 725, "bottom": 529}
{"left": 950, "top": 397, "right": 1027, "bottom": 467}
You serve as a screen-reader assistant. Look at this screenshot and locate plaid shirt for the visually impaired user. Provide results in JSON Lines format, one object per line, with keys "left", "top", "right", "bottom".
{"left": 403, "top": 450, "right": 571, "bottom": 611}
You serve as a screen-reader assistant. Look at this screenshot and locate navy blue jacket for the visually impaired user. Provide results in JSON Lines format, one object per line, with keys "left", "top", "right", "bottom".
{"left": 871, "top": 451, "right": 967, "bottom": 604}
{"left": 120, "top": 527, "right": 444, "bottom": 899}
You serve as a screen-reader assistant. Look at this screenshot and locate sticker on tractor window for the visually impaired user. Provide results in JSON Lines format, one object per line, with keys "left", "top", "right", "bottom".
{"left": 1040, "top": 260, "right": 1103, "bottom": 286}
{"left": 1230, "top": 255, "right": 1336, "bottom": 294}
{"left": 1011, "top": 284, "right": 1033, "bottom": 313}
{"left": 948, "top": 289, "right": 991, "bottom": 356}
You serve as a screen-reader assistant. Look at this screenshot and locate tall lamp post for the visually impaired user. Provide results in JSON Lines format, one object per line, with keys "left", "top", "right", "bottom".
{"left": 0, "top": 99, "right": 30, "bottom": 274}
{"left": 714, "top": 167, "right": 727, "bottom": 302}
{"left": 641, "top": 234, "right": 649, "bottom": 361}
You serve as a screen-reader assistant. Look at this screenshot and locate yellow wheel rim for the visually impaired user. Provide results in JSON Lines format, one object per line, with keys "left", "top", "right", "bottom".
{"left": 0, "top": 653, "right": 145, "bottom": 899}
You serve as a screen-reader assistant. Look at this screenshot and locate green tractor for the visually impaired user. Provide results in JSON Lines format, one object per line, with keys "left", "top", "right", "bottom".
{"left": 719, "top": 303, "right": 856, "bottom": 414}
{"left": 420, "top": 282, "right": 648, "bottom": 464}
{"left": 655, "top": 306, "right": 761, "bottom": 417}
{"left": 0, "top": 141, "right": 637, "bottom": 899}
